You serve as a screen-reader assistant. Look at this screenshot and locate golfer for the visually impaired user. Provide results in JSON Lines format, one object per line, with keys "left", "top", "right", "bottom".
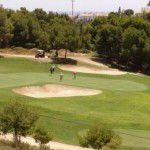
{"left": 73, "top": 71, "right": 77, "bottom": 79}
{"left": 59, "top": 72, "right": 63, "bottom": 81}
{"left": 52, "top": 65, "right": 55, "bottom": 73}
{"left": 50, "top": 67, "right": 53, "bottom": 74}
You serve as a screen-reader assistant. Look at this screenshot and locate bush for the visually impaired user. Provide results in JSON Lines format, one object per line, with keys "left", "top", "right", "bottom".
{"left": 78, "top": 124, "right": 122, "bottom": 150}
{"left": 33, "top": 127, "right": 53, "bottom": 149}
{"left": 78, "top": 134, "right": 88, "bottom": 148}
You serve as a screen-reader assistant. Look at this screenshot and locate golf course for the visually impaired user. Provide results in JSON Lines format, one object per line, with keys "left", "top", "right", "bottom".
{"left": 0, "top": 56, "right": 150, "bottom": 150}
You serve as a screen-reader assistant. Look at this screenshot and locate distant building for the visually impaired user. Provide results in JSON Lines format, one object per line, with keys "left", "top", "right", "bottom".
{"left": 78, "top": 13, "right": 94, "bottom": 21}
{"left": 142, "top": 7, "right": 150, "bottom": 13}
{"left": 77, "top": 12, "right": 108, "bottom": 22}
{"left": 135, "top": 7, "right": 150, "bottom": 16}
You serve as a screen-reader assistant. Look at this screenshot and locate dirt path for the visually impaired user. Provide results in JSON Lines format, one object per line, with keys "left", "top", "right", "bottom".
{"left": 1, "top": 53, "right": 128, "bottom": 75}
{"left": 0, "top": 133, "right": 93, "bottom": 150}
{"left": 0, "top": 53, "right": 52, "bottom": 63}
{"left": 70, "top": 56, "right": 108, "bottom": 68}
{"left": 59, "top": 65, "right": 127, "bottom": 75}
{"left": 61, "top": 56, "right": 143, "bottom": 76}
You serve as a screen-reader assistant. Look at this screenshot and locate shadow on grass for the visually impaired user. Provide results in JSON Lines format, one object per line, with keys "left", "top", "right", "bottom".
{"left": 0, "top": 55, "right": 4, "bottom": 58}
{"left": 91, "top": 57, "right": 145, "bottom": 74}
{"left": 51, "top": 57, "right": 77, "bottom": 65}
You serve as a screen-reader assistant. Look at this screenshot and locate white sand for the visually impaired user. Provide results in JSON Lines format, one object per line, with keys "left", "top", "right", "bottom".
{"left": 13, "top": 84, "right": 102, "bottom": 98}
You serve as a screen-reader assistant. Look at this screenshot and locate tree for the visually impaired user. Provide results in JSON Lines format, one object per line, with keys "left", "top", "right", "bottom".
{"left": 0, "top": 101, "right": 39, "bottom": 148}
{"left": 36, "top": 31, "right": 50, "bottom": 50}
{"left": 122, "top": 17, "right": 150, "bottom": 36}
{"left": 143, "top": 38, "right": 150, "bottom": 72}
{"left": 53, "top": 23, "right": 80, "bottom": 59}
{"left": 95, "top": 24, "right": 122, "bottom": 60}
{"left": 33, "top": 8, "right": 47, "bottom": 21}
{"left": 12, "top": 14, "right": 29, "bottom": 46}
{"left": 33, "top": 127, "right": 53, "bottom": 149}
{"left": 79, "top": 124, "right": 122, "bottom": 150}
{"left": 122, "top": 27, "right": 147, "bottom": 67}
{"left": 0, "top": 5, "right": 13, "bottom": 48}
{"left": 124, "top": 9, "right": 134, "bottom": 17}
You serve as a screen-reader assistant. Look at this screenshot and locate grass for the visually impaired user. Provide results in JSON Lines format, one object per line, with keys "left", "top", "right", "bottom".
{"left": 115, "top": 129, "right": 150, "bottom": 148}
{"left": 0, "top": 57, "right": 150, "bottom": 149}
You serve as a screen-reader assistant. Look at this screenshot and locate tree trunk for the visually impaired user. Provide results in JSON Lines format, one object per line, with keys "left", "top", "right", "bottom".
{"left": 14, "top": 129, "right": 18, "bottom": 148}
{"left": 39, "top": 142, "right": 42, "bottom": 150}
{"left": 65, "top": 49, "right": 68, "bottom": 59}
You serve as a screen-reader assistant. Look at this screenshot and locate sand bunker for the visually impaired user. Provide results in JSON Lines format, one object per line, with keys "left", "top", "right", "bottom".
{"left": 13, "top": 84, "right": 102, "bottom": 98}
{"left": 59, "top": 65, "right": 126, "bottom": 75}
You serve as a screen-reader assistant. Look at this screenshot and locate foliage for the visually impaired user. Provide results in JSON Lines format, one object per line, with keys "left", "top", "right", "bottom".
{"left": 147, "top": 1, "right": 150, "bottom": 7}
{"left": 79, "top": 124, "right": 122, "bottom": 150}
{"left": 124, "top": 9, "right": 134, "bottom": 16}
{"left": 95, "top": 24, "right": 122, "bottom": 60}
{"left": 0, "top": 101, "right": 39, "bottom": 147}
{"left": 33, "top": 127, "right": 53, "bottom": 148}
{"left": 0, "top": 6, "right": 13, "bottom": 47}
{"left": 121, "top": 26, "right": 146, "bottom": 67}
{"left": 92, "top": 15, "right": 150, "bottom": 73}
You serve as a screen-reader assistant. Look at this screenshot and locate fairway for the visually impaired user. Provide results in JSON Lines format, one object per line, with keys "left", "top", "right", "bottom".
{"left": 0, "top": 57, "right": 150, "bottom": 149}
{"left": 0, "top": 72, "right": 148, "bottom": 91}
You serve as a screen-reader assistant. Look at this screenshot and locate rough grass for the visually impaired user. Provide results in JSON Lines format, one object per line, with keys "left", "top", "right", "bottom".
{"left": 0, "top": 140, "right": 43, "bottom": 150}
{"left": 0, "top": 57, "right": 150, "bottom": 149}
{"left": 0, "top": 140, "right": 15, "bottom": 150}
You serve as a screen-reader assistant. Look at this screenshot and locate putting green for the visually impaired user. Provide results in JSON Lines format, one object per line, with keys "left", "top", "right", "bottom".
{"left": 0, "top": 72, "right": 148, "bottom": 92}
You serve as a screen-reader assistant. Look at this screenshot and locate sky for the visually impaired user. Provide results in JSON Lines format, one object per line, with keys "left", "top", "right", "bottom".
{"left": 0, "top": 0, "right": 149, "bottom": 13}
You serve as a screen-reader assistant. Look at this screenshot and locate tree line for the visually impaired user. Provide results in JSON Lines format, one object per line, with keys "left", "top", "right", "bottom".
{"left": 92, "top": 12, "right": 150, "bottom": 73}
{"left": 0, "top": 5, "right": 82, "bottom": 51}
{"left": 0, "top": 4, "right": 150, "bottom": 73}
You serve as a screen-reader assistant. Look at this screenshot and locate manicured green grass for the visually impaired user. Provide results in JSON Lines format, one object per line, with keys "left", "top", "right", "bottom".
{"left": 0, "top": 57, "right": 150, "bottom": 149}
{"left": 115, "top": 129, "right": 150, "bottom": 148}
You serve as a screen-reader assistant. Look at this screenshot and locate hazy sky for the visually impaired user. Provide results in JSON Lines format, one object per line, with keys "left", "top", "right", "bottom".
{"left": 0, "top": 0, "right": 149, "bottom": 13}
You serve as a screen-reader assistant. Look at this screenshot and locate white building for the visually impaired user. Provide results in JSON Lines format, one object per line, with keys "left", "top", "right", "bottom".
{"left": 77, "top": 12, "right": 108, "bottom": 22}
